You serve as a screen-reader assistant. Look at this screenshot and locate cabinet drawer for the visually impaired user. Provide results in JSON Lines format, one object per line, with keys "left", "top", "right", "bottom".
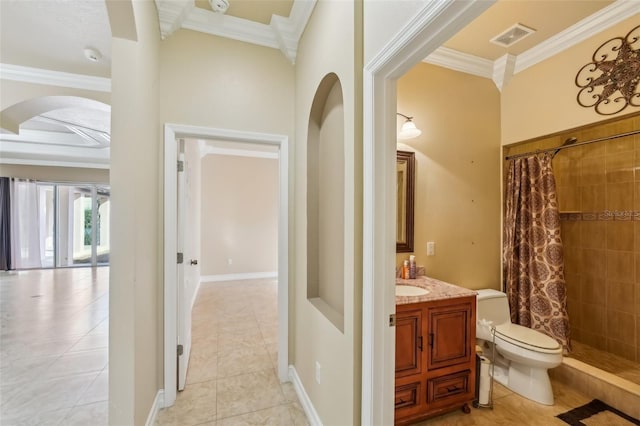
{"left": 426, "top": 370, "right": 471, "bottom": 403}
{"left": 395, "top": 382, "right": 421, "bottom": 409}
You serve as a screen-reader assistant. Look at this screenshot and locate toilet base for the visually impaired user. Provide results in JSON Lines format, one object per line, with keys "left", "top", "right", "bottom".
{"left": 507, "top": 363, "right": 555, "bottom": 405}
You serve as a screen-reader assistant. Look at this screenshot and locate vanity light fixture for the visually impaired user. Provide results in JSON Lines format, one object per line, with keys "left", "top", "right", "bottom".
{"left": 397, "top": 113, "right": 422, "bottom": 139}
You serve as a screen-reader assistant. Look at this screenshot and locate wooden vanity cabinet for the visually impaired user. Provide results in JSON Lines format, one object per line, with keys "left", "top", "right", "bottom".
{"left": 395, "top": 295, "right": 476, "bottom": 425}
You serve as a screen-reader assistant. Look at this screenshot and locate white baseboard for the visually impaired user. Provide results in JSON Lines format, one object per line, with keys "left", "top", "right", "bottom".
{"left": 145, "top": 389, "right": 164, "bottom": 426}
{"left": 289, "top": 365, "right": 322, "bottom": 426}
{"left": 200, "top": 271, "right": 277, "bottom": 282}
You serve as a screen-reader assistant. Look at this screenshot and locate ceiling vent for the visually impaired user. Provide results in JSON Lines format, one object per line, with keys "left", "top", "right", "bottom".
{"left": 490, "top": 23, "right": 536, "bottom": 48}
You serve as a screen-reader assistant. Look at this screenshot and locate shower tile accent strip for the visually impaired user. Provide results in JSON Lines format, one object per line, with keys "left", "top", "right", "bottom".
{"left": 559, "top": 211, "right": 640, "bottom": 221}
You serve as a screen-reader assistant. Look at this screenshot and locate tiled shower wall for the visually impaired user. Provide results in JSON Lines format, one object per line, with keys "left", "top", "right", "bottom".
{"left": 504, "top": 113, "right": 640, "bottom": 363}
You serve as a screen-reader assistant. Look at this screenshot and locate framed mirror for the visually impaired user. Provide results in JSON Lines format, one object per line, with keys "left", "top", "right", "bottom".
{"left": 396, "top": 150, "right": 415, "bottom": 253}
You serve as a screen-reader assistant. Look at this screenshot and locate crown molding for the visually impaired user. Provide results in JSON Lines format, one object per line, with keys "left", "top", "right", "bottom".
{"left": 422, "top": 46, "right": 493, "bottom": 78}
{"left": 422, "top": 0, "right": 637, "bottom": 88}
{"left": 492, "top": 53, "right": 517, "bottom": 91}
{"left": 0, "top": 63, "right": 111, "bottom": 92}
{"left": 183, "top": 8, "right": 279, "bottom": 49}
{"left": 155, "top": 0, "right": 316, "bottom": 64}
{"left": 155, "top": 0, "right": 194, "bottom": 40}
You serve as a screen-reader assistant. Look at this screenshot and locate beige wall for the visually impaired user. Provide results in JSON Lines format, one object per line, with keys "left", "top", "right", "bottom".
{"left": 396, "top": 63, "right": 502, "bottom": 290}
{"left": 200, "top": 154, "right": 278, "bottom": 276}
{"left": 0, "top": 164, "right": 109, "bottom": 183}
{"left": 159, "top": 29, "right": 295, "bottom": 136}
{"left": 501, "top": 15, "right": 640, "bottom": 145}
{"left": 294, "top": 0, "right": 362, "bottom": 424}
{"left": 108, "top": 0, "right": 160, "bottom": 424}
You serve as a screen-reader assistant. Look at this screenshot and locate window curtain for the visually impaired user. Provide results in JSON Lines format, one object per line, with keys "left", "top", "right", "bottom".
{"left": 0, "top": 177, "right": 11, "bottom": 270}
{"left": 10, "top": 179, "right": 43, "bottom": 269}
{"left": 503, "top": 153, "right": 571, "bottom": 353}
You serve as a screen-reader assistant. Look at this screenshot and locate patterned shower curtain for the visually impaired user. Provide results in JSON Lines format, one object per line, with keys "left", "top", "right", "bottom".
{"left": 503, "top": 153, "right": 571, "bottom": 353}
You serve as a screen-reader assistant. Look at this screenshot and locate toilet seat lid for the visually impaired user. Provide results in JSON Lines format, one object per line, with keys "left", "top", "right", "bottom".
{"left": 494, "top": 323, "right": 561, "bottom": 353}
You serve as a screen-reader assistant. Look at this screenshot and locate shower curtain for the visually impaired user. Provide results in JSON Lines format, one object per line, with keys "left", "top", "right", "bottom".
{"left": 504, "top": 153, "right": 571, "bottom": 353}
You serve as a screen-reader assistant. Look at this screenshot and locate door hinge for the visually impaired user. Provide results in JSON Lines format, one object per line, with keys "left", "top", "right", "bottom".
{"left": 389, "top": 314, "right": 396, "bottom": 327}
{"left": 177, "top": 344, "right": 184, "bottom": 356}
{"left": 177, "top": 252, "right": 184, "bottom": 264}
{"left": 177, "top": 160, "right": 184, "bottom": 172}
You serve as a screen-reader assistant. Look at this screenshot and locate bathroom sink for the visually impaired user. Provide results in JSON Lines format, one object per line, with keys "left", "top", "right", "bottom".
{"left": 396, "top": 285, "right": 430, "bottom": 297}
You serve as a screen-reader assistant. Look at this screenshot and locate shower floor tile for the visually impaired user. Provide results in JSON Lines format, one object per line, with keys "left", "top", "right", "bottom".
{"left": 569, "top": 340, "right": 640, "bottom": 386}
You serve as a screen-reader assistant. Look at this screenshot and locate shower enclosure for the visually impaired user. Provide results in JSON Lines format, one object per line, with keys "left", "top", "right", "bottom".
{"left": 503, "top": 112, "right": 640, "bottom": 387}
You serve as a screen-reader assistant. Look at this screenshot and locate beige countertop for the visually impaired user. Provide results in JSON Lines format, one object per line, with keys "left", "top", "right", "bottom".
{"left": 396, "top": 275, "right": 477, "bottom": 305}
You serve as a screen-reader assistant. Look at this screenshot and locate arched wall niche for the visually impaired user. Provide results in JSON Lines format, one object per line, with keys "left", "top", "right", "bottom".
{"left": 307, "top": 72, "right": 345, "bottom": 331}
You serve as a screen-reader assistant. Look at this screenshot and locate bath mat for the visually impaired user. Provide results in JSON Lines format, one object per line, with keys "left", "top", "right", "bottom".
{"left": 556, "top": 399, "right": 640, "bottom": 426}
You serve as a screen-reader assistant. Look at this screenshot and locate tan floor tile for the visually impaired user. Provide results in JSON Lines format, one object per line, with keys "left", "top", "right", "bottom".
{"left": 280, "top": 381, "right": 299, "bottom": 403}
{"left": 216, "top": 404, "right": 293, "bottom": 426}
{"left": 217, "top": 345, "right": 272, "bottom": 378}
{"left": 288, "top": 402, "right": 310, "bottom": 426}
{"left": 218, "top": 327, "right": 265, "bottom": 350}
{"left": 156, "top": 380, "right": 217, "bottom": 426}
{"left": 187, "top": 351, "right": 218, "bottom": 385}
{"left": 216, "top": 369, "right": 285, "bottom": 419}
{"left": 217, "top": 318, "right": 261, "bottom": 333}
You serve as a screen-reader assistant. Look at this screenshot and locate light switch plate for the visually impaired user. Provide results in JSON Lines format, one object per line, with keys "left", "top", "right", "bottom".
{"left": 427, "top": 241, "right": 435, "bottom": 256}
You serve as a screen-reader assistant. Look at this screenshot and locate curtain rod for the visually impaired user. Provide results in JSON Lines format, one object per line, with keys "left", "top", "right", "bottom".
{"left": 504, "top": 129, "right": 640, "bottom": 161}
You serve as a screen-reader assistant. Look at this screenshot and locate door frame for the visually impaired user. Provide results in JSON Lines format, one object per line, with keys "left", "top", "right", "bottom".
{"left": 361, "top": 2, "right": 494, "bottom": 424}
{"left": 163, "top": 123, "right": 289, "bottom": 407}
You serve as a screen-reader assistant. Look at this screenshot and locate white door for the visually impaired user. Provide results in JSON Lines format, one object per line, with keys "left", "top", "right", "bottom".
{"left": 177, "top": 148, "right": 192, "bottom": 391}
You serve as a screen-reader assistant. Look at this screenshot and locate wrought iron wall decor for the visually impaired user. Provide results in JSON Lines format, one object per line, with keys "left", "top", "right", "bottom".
{"left": 575, "top": 25, "right": 640, "bottom": 115}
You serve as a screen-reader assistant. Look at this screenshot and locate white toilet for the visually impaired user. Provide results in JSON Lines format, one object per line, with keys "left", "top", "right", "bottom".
{"left": 475, "top": 289, "right": 563, "bottom": 405}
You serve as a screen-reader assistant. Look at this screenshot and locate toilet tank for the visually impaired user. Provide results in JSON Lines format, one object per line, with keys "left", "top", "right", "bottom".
{"left": 476, "top": 289, "right": 511, "bottom": 325}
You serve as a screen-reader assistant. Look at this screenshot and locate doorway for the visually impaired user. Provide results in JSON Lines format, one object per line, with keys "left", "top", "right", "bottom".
{"left": 361, "top": 2, "right": 493, "bottom": 425}
{"left": 163, "top": 124, "right": 289, "bottom": 407}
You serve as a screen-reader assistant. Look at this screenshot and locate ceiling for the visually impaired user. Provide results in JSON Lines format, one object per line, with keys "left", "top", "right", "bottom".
{"left": 0, "top": 0, "right": 635, "bottom": 169}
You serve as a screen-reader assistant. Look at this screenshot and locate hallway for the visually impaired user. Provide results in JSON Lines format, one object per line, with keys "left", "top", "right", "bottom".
{"left": 156, "top": 279, "right": 308, "bottom": 425}
{"left": 0, "top": 267, "right": 109, "bottom": 425}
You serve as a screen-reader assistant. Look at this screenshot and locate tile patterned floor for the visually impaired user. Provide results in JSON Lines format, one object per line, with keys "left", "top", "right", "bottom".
{"left": 420, "top": 379, "right": 601, "bottom": 425}
{"left": 0, "top": 267, "right": 109, "bottom": 425}
{"left": 155, "top": 279, "right": 308, "bottom": 426}
{"left": 568, "top": 340, "right": 640, "bottom": 386}
{"left": 2, "top": 270, "right": 628, "bottom": 425}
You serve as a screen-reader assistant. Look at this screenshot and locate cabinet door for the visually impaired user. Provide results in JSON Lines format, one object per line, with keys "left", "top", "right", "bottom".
{"left": 395, "top": 308, "right": 423, "bottom": 378}
{"left": 426, "top": 301, "right": 472, "bottom": 371}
